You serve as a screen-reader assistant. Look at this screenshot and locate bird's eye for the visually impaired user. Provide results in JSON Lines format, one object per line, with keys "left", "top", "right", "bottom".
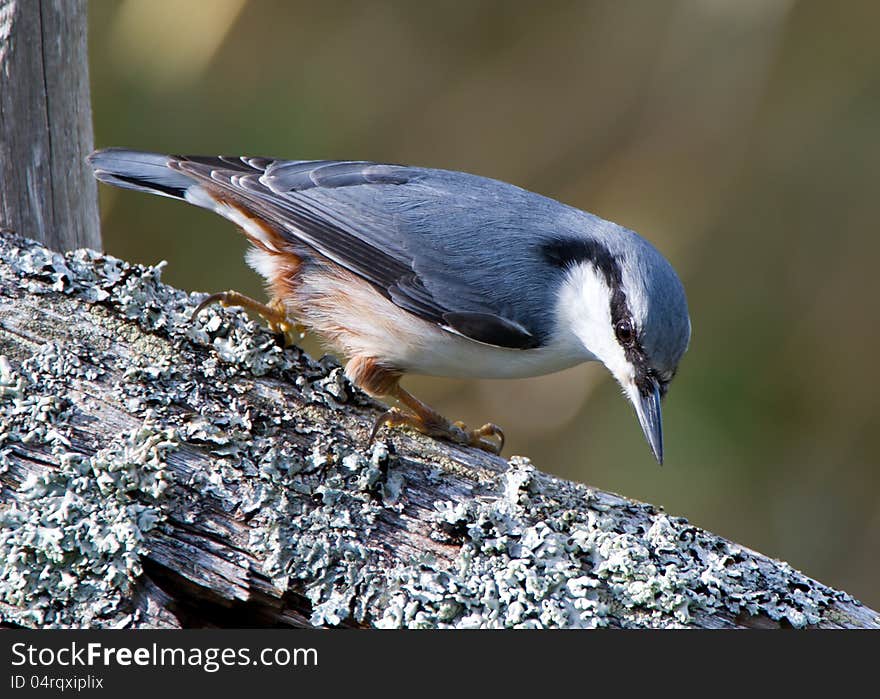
{"left": 615, "top": 319, "right": 635, "bottom": 346}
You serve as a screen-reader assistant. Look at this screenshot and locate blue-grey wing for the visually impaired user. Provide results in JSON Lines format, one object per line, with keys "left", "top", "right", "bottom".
{"left": 172, "top": 156, "right": 562, "bottom": 349}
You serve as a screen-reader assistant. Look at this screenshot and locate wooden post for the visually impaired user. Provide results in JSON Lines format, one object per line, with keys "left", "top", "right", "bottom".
{"left": 0, "top": 0, "right": 101, "bottom": 251}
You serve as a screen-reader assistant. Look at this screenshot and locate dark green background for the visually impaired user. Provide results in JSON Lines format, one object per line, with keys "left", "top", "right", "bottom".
{"left": 89, "top": 0, "right": 880, "bottom": 609}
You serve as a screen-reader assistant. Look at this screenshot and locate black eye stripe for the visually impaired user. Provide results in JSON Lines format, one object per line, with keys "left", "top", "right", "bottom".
{"left": 541, "top": 237, "right": 622, "bottom": 288}
{"left": 610, "top": 292, "right": 653, "bottom": 390}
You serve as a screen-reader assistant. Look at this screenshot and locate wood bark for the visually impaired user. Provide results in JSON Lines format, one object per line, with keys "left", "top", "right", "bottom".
{"left": 0, "top": 232, "right": 877, "bottom": 629}
{"left": 0, "top": 0, "right": 101, "bottom": 251}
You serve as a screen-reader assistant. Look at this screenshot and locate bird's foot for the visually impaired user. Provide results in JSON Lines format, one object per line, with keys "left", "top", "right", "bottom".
{"left": 369, "top": 407, "right": 505, "bottom": 454}
{"left": 192, "top": 290, "right": 304, "bottom": 344}
{"left": 454, "top": 420, "right": 505, "bottom": 454}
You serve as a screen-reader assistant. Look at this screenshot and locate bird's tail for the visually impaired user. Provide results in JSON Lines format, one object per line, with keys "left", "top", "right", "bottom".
{"left": 87, "top": 148, "right": 196, "bottom": 201}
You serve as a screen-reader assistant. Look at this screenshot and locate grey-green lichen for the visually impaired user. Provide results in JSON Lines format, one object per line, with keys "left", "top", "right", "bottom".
{"left": 0, "top": 233, "right": 867, "bottom": 629}
{"left": 0, "top": 346, "right": 175, "bottom": 628}
{"left": 251, "top": 447, "right": 851, "bottom": 628}
{"left": 374, "top": 458, "right": 836, "bottom": 628}
{"left": 1, "top": 235, "right": 374, "bottom": 627}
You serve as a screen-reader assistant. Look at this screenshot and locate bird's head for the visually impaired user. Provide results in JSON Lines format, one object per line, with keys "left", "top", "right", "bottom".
{"left": 547, "top": 226, "right": 690, "bottom": 464}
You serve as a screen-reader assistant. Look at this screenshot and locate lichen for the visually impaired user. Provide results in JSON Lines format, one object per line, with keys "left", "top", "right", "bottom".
{"left": 247, "top": 439, "right": 852, "bottom": 629}
{"left": 359, "top": 458, "right": 846, "bottom": 628}
{"left": 0, "top": 348, "right": 175, "bottom": 628}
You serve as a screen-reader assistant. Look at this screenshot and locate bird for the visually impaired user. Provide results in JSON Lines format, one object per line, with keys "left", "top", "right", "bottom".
{"left": 88, "top": 148, "right": 691, "bottom": 463}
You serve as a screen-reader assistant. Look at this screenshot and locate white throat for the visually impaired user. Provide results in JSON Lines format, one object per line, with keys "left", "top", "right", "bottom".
{"left": 555, "top": 262, "right": 634, "bottom": 386}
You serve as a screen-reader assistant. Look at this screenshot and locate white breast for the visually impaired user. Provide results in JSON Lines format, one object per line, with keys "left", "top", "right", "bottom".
{"left": 246, "top": 246, "right": 594, "bottom": 380}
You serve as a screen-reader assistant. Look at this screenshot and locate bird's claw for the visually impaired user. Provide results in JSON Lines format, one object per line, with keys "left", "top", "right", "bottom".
{"left": 191, "top": 290, "right": 304, "bottom": 344}
{"left": 369, "top": 407, "right": 409, "bottom": 444}
{"left": 370, "top": 409, "right": 504, "bottom": 455}
{"left": 457, "top": 421, "right": 505, "bottom": 454}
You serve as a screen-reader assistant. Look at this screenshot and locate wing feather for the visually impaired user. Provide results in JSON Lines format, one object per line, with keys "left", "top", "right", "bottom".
{"left": 171, "top": 156, "right": 542, "bottom": 349}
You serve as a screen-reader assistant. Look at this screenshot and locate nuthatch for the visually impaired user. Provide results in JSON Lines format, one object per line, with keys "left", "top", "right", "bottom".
{"left": 88, "top": 149, "right": 690, "bottom": 462}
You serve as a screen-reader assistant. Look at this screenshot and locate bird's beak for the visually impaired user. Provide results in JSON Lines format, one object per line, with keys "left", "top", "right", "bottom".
{"left": 628, "top": 379, "right": 664, "bottom": 465}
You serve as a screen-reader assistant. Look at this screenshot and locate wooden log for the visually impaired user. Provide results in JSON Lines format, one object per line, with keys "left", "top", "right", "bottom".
{"left": 0, "top": 231, "right": 877, "bottom": 629}
{"left": 0, "top": 0, "right": 101, "bottom": 251}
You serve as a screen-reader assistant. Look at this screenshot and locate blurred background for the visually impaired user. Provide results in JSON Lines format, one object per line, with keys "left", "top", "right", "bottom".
{"left": 88, "top": 0, "right": 879, "bottom": 608}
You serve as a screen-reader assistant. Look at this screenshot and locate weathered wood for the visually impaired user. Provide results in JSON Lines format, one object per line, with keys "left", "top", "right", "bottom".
{"left": 0, "top": 0, "right": 101, "bottom": 251}
{"left": 0, "top": 231, "right": 877, "bottom": 629}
